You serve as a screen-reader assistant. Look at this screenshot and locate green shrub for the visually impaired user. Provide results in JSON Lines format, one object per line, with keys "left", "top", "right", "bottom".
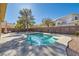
{"left": 74, "top": 31, "right": 79, "bottom": 36}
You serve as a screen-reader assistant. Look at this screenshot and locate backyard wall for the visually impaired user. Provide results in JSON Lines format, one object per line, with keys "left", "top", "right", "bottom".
{"left": 28, "top": 26, "right": 79, "bottom": 34}
{"left": 11, "top": 26, "right": 79, "bottom": 34}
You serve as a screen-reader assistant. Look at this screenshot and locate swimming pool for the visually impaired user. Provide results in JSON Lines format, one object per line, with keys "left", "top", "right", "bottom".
{"left": 26, "top": 33, "right": 57, "bottom": 46}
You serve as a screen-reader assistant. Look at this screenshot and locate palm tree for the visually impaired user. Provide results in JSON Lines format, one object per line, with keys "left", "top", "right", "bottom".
{"left": 42, "top": 18, "right": 55, "bottom": 27}
{"left": 19, "top": 8, "right": 35, "bottom": 31}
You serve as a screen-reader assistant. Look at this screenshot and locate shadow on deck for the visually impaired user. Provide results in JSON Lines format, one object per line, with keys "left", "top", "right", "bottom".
{"left": 0, "top": 37, "right": 79, "bottom": 56}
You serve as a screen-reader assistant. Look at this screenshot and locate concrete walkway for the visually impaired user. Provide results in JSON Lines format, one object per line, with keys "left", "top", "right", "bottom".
{"left": 0, "top": 33, "right": 71, "bottom": 56}
{"left": 0, "top": 33, "right": 23, "bottom": 44}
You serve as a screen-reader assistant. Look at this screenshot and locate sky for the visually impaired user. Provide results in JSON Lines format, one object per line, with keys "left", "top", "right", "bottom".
{"left": 5, "top": 3, "right": 79, "bottom": 24}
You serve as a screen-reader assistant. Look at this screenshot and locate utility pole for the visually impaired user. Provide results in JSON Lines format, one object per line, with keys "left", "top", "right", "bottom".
{"left": 4, "top": 21, "right": 7, "bottom": 34}
{"left": 0, "top": 22, "right": 1, "bottom": 39}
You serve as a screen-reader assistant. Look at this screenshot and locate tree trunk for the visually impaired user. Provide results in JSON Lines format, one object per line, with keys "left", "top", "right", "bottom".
{"left": 26, "top": 21, "right": 29, "bottom": 32}
{"left": 47, "top": 25, "right": 49, "bottom": 33}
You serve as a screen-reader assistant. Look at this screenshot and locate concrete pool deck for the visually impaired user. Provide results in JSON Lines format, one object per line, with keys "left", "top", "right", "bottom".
{"left": 0, "top": 32, "right": 72, "bottom": 56}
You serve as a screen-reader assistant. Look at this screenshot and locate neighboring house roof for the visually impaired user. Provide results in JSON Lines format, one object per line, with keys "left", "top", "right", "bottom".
{"left": 56, "top": 13, "right": 79, "bottom": 23}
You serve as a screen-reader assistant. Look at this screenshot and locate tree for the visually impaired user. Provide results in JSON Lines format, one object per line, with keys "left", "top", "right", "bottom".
{"left": 15, "top": 8, "right": 35, "bottom": 31}
{"left": 42, "top": 18, "right": 55, "bottom": 27}
{"left": 15, "top": 19, "right": 26, "bottom": 30}
{"left": 42, "top": 18, "right": 55, "bottom": 32}
{"left": 74, "top": 20, "right": 79, "bottom": 26}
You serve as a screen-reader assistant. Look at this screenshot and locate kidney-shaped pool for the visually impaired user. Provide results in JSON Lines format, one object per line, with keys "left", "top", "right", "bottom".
{"left": 26, "top": 33, "right": 57, "bottom": 46}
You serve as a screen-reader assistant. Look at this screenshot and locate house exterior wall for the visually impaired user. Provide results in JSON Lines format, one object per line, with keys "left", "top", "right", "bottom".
{"left": 0, "top": 3, "right": 7, "bottom": 22}
{"left": 56, "top": 14, "right": 79, "bottom": 26}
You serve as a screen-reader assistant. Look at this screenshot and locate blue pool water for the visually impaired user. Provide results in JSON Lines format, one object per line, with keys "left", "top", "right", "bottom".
{"left": 26, "top": 33, "right": 57, "bottom": 46}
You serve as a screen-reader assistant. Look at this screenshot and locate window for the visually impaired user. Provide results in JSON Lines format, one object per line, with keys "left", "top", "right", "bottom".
{"left": 75, "top": 16, "right": 78, "bottom": 20}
